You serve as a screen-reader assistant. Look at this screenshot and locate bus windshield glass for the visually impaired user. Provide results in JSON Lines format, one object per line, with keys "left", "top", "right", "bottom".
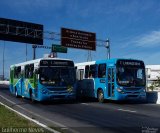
{"left": 39, "top": 67, "right": 75, "bottom": 86}
{"left": 116, "top": 60, "right": 146, "bottom": 87}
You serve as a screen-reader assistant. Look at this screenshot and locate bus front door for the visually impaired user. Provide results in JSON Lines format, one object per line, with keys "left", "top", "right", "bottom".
{"left": 107, "top": 67, "right": 115, "bottom": 99}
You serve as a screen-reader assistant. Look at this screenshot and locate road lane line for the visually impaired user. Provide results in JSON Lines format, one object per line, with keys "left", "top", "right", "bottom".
{"left": 0, "top": 94, "right": 66, "bottom": 127}
{"left": 0, "top": 94, "right": 80, "bottom": 133}
{"left": 118, "top": 108, "right": 137, "bottom": 113}
{"left": 81, "top": 103, "right": 89, "bottom": 106}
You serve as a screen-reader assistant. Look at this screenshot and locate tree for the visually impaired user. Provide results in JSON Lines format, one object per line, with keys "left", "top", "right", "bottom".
{"left": 148, "top": 76, "right": 160, "bottom": 91}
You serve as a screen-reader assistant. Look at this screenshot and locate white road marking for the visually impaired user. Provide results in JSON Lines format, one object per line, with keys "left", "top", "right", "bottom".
{"left": 0, "top": 94, "right": 80, "bottom": 133}
{"left": 0, "top": 94, "right": 66, "bottom": 127}
{"left": 0, "top": 101, "right": 60, "bottom": 133}
{"left": 118, "top": 108, "right": 137, "bottom": 113}
{"left": 81, "top": 103, "right": 89, "bottom": 106}
{"left": 61, "top": 127, "right": 69, "bottom": 130}
{"left": 0, "top": 94, "right": 64, "bottom": 133}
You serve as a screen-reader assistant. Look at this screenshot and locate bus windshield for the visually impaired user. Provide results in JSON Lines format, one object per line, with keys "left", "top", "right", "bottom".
{"left": 116, "top": 60, "right": 146, "bottom": 87}
{"left": 117, "top": 67, "right": 146, "bottom": 87}
{"left": 39, "top": 67, "right": 75, "bottom": 86}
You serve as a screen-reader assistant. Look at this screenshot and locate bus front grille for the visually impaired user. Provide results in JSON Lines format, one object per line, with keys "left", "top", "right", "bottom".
{"left": 48, "top": 87, "right": 67, "bottom": 91}
{"left": 124, "top": 87, "right": 142, "bottom": 92}
{"left": 127, "top": 95, "right": 138, "bottom": 98}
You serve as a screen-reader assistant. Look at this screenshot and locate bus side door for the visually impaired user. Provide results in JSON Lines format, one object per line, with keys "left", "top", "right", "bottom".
{"left": 107, "top": 67, "right": 115, "bottom": 98}
{"left": 97, "top": 63, "right": 107, "bottom": 98}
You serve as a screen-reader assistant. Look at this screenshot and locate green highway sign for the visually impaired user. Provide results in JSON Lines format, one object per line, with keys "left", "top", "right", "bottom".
{"left": 52, "top": 44, "right": 67, "bottom": 53}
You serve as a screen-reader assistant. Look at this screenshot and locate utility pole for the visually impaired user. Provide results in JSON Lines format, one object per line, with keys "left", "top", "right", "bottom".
{"left": 87, "top": 50, "right": 92, "bottom": 61}
{"left": 3, "top": 41, "right": 5, "bottom": 80}
{"left": 105, "top": 39, "right": 110, "bottom": 59}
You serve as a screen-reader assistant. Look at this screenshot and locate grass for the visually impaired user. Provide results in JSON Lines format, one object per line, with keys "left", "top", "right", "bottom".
{"left": 0, "top": 105, "right": 52, "bottom": 133}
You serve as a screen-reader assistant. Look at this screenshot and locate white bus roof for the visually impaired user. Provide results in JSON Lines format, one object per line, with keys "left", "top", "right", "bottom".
{"left": 10, "top": 57, "right": 73, "bottom": 68}
{"left": 75, "top": 61, "right": 96, "bottom": 66}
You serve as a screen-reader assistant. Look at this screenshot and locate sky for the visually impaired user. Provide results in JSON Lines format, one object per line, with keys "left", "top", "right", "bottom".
{"left": 0, "top": 0, "right": 160, "bottom": 78}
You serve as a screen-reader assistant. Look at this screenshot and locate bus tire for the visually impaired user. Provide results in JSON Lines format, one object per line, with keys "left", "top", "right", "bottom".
{"left": 98, "top": 89, "right": 104, "bottom": 103}
{"left": 15, "top": 87, "right": 19, "bottom": 98}
{"left": 29, "top": 89, "right": 34, "bottom": 103}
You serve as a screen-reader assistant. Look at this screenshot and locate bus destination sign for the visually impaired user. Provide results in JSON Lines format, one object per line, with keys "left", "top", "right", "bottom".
{"left": 40, "top": 60, "right": 74, "bottom": 67}
{"left": 117, "top": 60, "right": 144, "bottom": 68}
{"left": 61, "top": 28, "right": 96, "bottom": 51}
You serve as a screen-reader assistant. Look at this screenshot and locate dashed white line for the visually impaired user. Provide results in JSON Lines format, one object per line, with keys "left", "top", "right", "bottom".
{"left": 81, "top": 103, "right": 89, "bottom": 106}
{"left": 118, "top": 108, "right": 137, "bottom": 113}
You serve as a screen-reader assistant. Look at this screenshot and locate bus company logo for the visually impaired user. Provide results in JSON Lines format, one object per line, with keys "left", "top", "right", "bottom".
{"left": 25, "top": 79, "right": 29, "bottom": 92}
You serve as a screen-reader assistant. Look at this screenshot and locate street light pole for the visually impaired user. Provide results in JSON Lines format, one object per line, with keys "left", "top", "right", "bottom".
{"left": 105, "top": 39, "right": 110, "bottom": 59}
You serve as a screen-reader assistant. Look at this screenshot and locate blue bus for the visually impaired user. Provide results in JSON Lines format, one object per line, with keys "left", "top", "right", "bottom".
{"left": 10, "top": 58, "right": 76, "bottom": 102}
{"left": 75, "top": 59, "right": 146, "bottom": 102}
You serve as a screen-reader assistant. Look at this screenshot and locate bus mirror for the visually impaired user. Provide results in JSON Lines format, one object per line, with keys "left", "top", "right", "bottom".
{"left": 35, "top": 69, "right": 40, "bottom": 74}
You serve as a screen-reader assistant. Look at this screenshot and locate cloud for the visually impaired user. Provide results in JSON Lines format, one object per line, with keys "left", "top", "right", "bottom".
{"left": 135, "top": 30, "right": 160, "bottom": 47}
{"left": 118, "top": 48, "right": 160, "bottom": 65}
{"left": 120, "top": 30, "right": 160, "bottom": 49}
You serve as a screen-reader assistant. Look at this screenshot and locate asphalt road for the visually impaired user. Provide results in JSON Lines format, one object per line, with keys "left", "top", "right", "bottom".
{"left": 0, "top": 84, "right": 160, "bottom": 133}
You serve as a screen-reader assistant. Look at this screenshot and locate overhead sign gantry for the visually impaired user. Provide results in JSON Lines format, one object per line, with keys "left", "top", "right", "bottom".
{"left": 0, "top": 18, "right": 43, "bottom": 45}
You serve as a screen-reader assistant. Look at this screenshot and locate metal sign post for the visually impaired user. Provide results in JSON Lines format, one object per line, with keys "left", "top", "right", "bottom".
{"left": 105, "top": 39, "right": 110, "bottom": 59}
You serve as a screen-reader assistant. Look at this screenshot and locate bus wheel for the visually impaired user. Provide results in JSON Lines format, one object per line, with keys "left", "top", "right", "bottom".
{"left": 30, "top": 90, "right": 34, "bottom": 103}
{"left": 15, "top": 88, "right": 19, "bottom": 98}
{"left": 98, "top": 89, "right": 104, "bottom": 103}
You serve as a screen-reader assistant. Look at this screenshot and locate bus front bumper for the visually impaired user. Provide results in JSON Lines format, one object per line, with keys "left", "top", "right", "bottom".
{"left": 116, "top": 92, "right": 146, "bottom": 101}
{"left": 38, "top": 91, "right": 76, "bottom": 101}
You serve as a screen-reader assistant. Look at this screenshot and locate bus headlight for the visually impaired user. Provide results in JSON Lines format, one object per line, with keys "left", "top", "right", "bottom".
{"left": 117, "top": 88, "right": 122, "bottom": 92}
{"left": 117, "top": 88, "right": 125, "bottom": 94}
{"left": 41, "top": 89, "right": 49, "bottom": 94}
{"left": 141, "top": 89, "right": 146, "bottom": 94}
{"left": 67, "top": 85, "right": 73, "bottom": 92}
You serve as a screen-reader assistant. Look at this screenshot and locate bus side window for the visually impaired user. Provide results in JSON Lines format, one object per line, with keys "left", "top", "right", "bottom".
{"left": 98, "top": 64, "right": 106, "bottom": 78}
{"left": 14, "top": 66, "right": 21, "bottom": 78}
{"left": 90, "top": 65, "right": 97, "bottom": 78}
{"left": 25, "top": 65, "right": 29, "bottom": 78}
{"left": 29, "top": 64, "right": 34, "bottom": 78}
{"left": 85, "top": 65, "right": 90, "bottom": 78}
{"left": 77, "top": 69, "right": 84, "bottom": 80}
{"left": 25, "top": 64, "right": 34, "bottom": 78}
